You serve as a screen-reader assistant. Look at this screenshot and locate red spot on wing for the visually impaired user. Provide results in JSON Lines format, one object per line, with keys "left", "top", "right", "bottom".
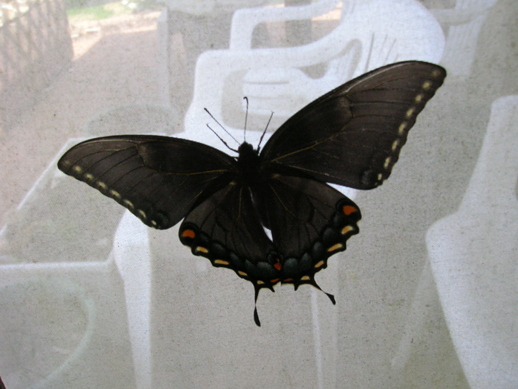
{"left": 342, "top": 205, "right": 357, "bottom": 215}
{"left": 273, "top": 258, "right": 282, "bottom": 271}
{"left": 182, "top": 229, "right": 196, "bottom": 239}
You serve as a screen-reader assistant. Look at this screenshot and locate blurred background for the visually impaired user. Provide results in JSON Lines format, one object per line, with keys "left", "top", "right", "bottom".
{"left": 0, "top": 0, "right": 517, "bottom": 388}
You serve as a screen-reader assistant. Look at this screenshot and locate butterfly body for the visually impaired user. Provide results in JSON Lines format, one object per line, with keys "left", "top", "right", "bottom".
{"left": 235, "top": 142, "right": 264, "bottom": 186}
{"left": 58, "top": 61, "right": 446, "bottom": 326}
{"left": 178, "top": 138, "right": 361, "bottom": 286}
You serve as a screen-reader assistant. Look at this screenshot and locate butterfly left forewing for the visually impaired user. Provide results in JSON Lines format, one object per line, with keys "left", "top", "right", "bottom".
{"left": 58, "top": 135, "right": 236, "bottom": 229}
{"left": 260, "top": 61, "right": 446, "bottom": 189}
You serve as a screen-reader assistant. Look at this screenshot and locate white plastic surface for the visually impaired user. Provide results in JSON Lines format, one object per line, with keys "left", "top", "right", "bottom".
{"left": 427, "top": 95, "right": 518, "bottom": 388}
{"left": 432, "top": 0, "right": 499, "bottom": 77}
{"left": 0, "top": 139, "right": 136, "bottom": 388}
{"left": 229, "top": 0, "right": 341, "bottom": 50}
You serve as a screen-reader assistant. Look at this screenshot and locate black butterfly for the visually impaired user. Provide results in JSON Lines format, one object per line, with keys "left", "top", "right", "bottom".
{"left": 58, "top": 61, "right": 446, "bottom": 326}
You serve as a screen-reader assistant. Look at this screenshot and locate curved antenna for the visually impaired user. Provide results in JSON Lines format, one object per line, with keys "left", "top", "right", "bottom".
{"left": 204, "top": 108, "right": 240, "bottom": 146}
{"left": 257, "top": 111, "right": 274, "bottom": 153}
{"left": 206, "top": 124, "right": 238, "bottom": 153}
{"left": 243, "top": 97, "right": 249, "bottom": 143}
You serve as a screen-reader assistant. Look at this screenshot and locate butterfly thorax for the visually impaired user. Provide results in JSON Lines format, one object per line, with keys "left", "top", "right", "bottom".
{"left": 236, "top": 142, "right": 263, "bottom": 187}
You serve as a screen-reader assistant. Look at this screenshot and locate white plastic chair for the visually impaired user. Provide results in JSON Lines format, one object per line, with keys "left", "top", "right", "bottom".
{"left": 0, "top": 139, "right": 137, "bottom": 388}
{"left": 184, "top": 0, "right": 445, "bottom": 137}
{"left": 430, "top": 0, "right": 499, "bottom": 77}
{"left": 235, "top": 0, "right": 347, "bottom": 117}
{"left": 229, "top": 0, "right": 342, "bottom": 50}
{"left": 162, "top": 0, "right": 266, "bottom": 16}
{"left": 0, "top": 100, "right": 177, "bottom": 387}
{"left": 426, "top": 95, "right": 518, "bottom": 388}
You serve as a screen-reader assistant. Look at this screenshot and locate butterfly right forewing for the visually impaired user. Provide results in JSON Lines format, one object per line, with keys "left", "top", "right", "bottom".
{"left": 260, "top": 61, "right": 446, "bottom": 189}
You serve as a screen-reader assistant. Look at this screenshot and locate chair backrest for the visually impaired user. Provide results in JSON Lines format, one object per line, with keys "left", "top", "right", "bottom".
{"left": 433, "top": 0, "right": 499, "bottom": 77}
{"left": 229, "top": 0, "right": 342, "bottom": 50}
{"left": 324, "top": 0, "right": 444, "bottom": 85}
{"left": 240, "top": 0, "right": 445, "bottom": 86}
{"left": 183, "top": 0, "right": 444, "bottom": 142}
{"left": 244, "top": 0, "right": 445, "bottom": 121}
{"left": 458, "top": 95, "right": 518, "bottom": 212}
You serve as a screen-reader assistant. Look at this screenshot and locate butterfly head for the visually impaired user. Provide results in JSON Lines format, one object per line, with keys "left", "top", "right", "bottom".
{"left": 237, "top": 141, "right": 257, "bottom": 157}
{"left": 236, "top": 142, "right": 263, "bottom": 184}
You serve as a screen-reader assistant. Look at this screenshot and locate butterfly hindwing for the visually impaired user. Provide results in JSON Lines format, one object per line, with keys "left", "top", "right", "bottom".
{"left": 58, "top": 135, "right": 236, "bottom": 229}
{"left": 260, "top": 61, "right": 446, "bottom": 189}
{"left": 179, "top": 173, "right": 361, "bottom": 289}
{"left": 253, "top": 174, "right": 361, "bottom": 260}
{"left": 179, "top": 182, "right": 275, "bottom": 267}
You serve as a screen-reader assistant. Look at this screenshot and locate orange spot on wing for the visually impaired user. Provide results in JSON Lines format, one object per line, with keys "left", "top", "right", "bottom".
{"left": 283, "top": 278, "right": 293, "bottom": 283}
{"left": 327, "top": 243, "right": 343, "bottom": 252}
{"left": 343, "top": 205, "right": 357, "bottom": 215}
{"left": 273, "top": 258, "right": 282, "bottom": 271}
{"left": 182, "top": 229, "right": 195, "bottom": 239}
{"left": 341, "top": 225, "right": 354, "bottom": 235}
{"left": 270, "top": 278, "right": 280, "bottom": 284}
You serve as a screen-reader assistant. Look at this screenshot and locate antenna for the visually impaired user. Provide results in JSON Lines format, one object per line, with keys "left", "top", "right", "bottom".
{"left": 257, "top": 111, "right": 274, "bottom": 152}
{"left": 243, "top": 97, "right": 249, "bottom": 142}
{"left": 204, "top": 108, "right": 240, "bottom": 147}
{"left": 206, "top": 124, "right": 238, "bottom": 153}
